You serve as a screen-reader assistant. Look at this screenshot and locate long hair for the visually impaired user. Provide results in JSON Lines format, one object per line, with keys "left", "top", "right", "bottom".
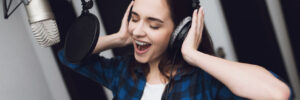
{"left": 129, "top": 0, "right": 215, "bottom": 81}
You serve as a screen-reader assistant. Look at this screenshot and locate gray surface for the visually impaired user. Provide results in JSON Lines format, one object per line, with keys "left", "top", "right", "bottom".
{"left": 0, "top": 1, "right": 69, "bottom": 100}
{"left": 266, "top": 0, "right": 300, "bottom": 99}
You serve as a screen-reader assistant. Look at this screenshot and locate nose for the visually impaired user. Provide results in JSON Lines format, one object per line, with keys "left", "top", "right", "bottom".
{"left": 132, "top": 21, "right": 146, "bottom": 38}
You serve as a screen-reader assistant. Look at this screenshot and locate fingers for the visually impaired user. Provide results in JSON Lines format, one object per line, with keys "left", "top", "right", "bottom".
{"left": 191, "top": 9, "right": 198, "bottom": 33}
{"left": 122, "top": 1, "right": 134, "bottom": 24}
{"left": 197, "top": 7, "right": 203, "bottom": 34}
{"left": 196, "top": 7, "right": 204, "bottom": 45}
{"left": 198, "top": 7, "right": 204, "bottom": 33}
{"left": 183, "top": 7, "right": 205, "bottom": 50}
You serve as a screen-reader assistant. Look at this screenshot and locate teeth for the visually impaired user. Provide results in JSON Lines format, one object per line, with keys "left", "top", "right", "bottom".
{"left": 135, "top": 40, "right": 148, "bottom": 46}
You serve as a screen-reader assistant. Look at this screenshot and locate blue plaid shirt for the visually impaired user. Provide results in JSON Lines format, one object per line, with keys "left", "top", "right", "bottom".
{"left": 58, "top": 50, "right": 290, "bottom": 100}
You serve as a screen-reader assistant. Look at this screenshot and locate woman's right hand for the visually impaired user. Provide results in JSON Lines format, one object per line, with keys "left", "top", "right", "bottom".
{"left": 92, "top": 1, "right": 134, "bottom": 54}
{"left": 116, "top": 1, "right": 134, "bottom": 47}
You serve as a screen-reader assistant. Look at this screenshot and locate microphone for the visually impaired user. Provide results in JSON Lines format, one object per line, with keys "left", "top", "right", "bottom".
{"left": 24, "top": 0, "right": 60, "bottom": 47}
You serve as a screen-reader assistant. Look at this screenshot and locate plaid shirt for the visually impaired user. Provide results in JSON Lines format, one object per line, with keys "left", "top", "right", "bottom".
{"left": 58, "top": 50, "right": 288, "bottom": 100}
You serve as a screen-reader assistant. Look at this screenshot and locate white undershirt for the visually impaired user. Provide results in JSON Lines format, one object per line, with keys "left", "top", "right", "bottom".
{"left": 141, "top": 83, "right": 167, "bottom": 100}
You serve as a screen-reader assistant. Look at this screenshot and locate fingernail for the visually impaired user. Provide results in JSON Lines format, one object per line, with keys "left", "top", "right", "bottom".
{"left": 200, "top": 7, "right": 205, "bottom": 14}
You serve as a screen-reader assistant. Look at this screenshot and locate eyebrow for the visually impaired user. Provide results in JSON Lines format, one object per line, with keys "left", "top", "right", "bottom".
{"left": 131, "top": 11, "right": 164, "bottom": 23}
{"left": 148, "top": 17, "right": 164, "bottom": 23}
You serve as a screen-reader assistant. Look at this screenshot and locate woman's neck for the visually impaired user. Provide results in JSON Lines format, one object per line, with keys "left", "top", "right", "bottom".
{"left": 147, "top": 59, "right": 168, "bottom": 84}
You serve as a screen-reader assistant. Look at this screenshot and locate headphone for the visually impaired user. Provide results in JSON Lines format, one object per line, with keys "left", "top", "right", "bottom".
{"left": 168, "top": 0, "right": 200, "bottom": 61}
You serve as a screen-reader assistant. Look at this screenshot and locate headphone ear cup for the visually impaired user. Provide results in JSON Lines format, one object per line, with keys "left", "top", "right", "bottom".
{"left": 168, "top": 17, "right": 192, "bottom": 56}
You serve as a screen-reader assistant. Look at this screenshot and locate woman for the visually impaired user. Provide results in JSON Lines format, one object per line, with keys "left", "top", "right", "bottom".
{"left": 58, "top": 0, "right": 291, "bottom": 99}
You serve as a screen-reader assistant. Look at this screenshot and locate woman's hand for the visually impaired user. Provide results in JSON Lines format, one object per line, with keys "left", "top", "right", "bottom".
{"left": 116, "top": 1, "right": 134, "bottom": 47}
{"left": 181, "top": 7, "right": 204, "bottom": 66}
{"left": 92, "top": 1, "right": 134, "bottom": 54}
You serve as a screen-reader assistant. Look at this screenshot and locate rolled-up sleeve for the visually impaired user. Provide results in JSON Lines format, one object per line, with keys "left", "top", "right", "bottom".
{"left": 204, "top": 72, "right": 245, "bottom": 100}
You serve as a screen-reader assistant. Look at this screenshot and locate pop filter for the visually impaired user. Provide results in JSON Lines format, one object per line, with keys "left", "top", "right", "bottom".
{"left": 64, "top": 0, "right": 99, "bottom": 63}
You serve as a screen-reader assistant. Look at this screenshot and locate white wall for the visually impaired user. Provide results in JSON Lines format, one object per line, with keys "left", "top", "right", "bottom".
{"left": 0, "top": 1, "right": 70, "bottom": 100}
{"left": 200, "top": 0, "right": 237, "bottom": 61}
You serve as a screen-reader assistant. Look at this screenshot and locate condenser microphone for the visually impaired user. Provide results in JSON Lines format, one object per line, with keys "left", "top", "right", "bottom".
{"left": 24, "top": 0, "right": 60, "bottom": 47}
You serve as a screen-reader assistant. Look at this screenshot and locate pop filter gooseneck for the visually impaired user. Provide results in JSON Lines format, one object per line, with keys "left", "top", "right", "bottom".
{"left": 64, "top": 0, "right": 100, "bottom": 63}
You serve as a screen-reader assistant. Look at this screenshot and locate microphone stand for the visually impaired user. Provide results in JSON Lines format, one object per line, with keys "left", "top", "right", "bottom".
{"left": 80, "top": 0, "right": 93, "bottom": 15}
{"left": 3, "top": 0, "right": 30, "bottom": 19}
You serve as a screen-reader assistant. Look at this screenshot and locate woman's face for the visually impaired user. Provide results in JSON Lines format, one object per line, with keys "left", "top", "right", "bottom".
{"left": 128, "top": 0, "right": 174, "bottom": 64}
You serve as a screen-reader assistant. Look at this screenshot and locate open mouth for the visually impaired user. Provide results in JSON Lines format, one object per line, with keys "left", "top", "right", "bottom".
{"left": 135, "top": 40, "right": 151, "bottom": 54}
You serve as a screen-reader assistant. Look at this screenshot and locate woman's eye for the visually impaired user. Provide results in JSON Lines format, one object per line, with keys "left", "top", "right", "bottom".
{"left": 131, "top": 18, "right": 138, "bottom": 22}
{"left": 150, "top": 25, "right": 160, "bottom": 30}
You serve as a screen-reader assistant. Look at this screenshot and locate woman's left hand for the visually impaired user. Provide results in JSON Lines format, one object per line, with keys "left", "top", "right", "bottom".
{"left": 181, "top": 7, "right": 205, "bottom": 66}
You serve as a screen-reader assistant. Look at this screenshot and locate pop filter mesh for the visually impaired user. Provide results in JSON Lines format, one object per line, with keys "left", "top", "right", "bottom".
{"left": 64, "top": 13, "right": 100, "bottom": 63}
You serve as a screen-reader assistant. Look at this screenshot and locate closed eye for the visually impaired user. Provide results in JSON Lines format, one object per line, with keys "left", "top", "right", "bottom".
{"left": 131, "top": 12, "right": 139, "bottom": 22}
{"left": 149, "top": 24, "right": 161, "bottom": 30}
{"left": 131, "top": 11, "right": 163, "bottom": 30}
{"left": 148, "top": 17, "right": 163, "bottom": 30}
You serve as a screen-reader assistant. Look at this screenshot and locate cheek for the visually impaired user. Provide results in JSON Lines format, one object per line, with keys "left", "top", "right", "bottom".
{"left": 149, "top": 30, "right": 172, "bottom": 51}
{"left": 128, "top": 22, "right": 135, "bottom": 36}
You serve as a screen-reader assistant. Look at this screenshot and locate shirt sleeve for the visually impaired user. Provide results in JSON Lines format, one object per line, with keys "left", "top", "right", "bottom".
{"left": 213, "top": 81, "right": 245, "bottom": 100}
{"left": 203, "top": 72, "right": 245, "bottom": 100}
{"left": 57, "top": 49, "right": 128, "bottom": 92}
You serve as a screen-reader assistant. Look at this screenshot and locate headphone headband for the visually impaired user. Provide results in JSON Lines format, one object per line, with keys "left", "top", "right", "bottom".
{"left": 169, "top": 16, "right": 192, "bottom": 47}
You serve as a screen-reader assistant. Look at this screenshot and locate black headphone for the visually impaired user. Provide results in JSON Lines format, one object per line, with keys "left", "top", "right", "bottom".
{"left": 168, "top": 0, "right": 200, "bottom": 61}
{"left": 165, "top": 0, "right": 200, "bottom": 99}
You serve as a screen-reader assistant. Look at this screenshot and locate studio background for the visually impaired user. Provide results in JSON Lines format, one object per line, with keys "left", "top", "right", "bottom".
{"left": 0, "top": 0, "right": 299, "bottom": 100}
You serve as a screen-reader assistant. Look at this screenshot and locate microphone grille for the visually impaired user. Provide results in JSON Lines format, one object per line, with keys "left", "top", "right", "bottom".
{"left": 30, "top": 19, "right": 60, "bottom": 47}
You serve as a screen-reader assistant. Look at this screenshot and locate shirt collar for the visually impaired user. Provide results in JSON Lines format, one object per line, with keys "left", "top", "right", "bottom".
{"left": 134, "top": 66, "right": 144, "bottom": 75}
{"left": 133, "top": 65, "right": 197, "bottom": 81}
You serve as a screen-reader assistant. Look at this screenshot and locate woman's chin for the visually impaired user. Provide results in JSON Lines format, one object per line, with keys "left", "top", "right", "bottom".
{"left": 134, "top": 54, "right": 148, "bottom": 63}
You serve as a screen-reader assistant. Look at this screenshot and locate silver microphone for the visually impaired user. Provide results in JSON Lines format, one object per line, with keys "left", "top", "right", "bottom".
{"left": 24, "top": 0, "right": 60, "bottom": 47}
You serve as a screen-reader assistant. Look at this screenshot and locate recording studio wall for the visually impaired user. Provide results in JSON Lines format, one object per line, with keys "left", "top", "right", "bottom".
{"left": 220, "top": 0, "right": 291, "bottom": 85}
{"left": 95, "top": 0, "right": 133, "bottom": 56}
{"left": 280, "top": 0, "right": 300, "bottom": 79}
